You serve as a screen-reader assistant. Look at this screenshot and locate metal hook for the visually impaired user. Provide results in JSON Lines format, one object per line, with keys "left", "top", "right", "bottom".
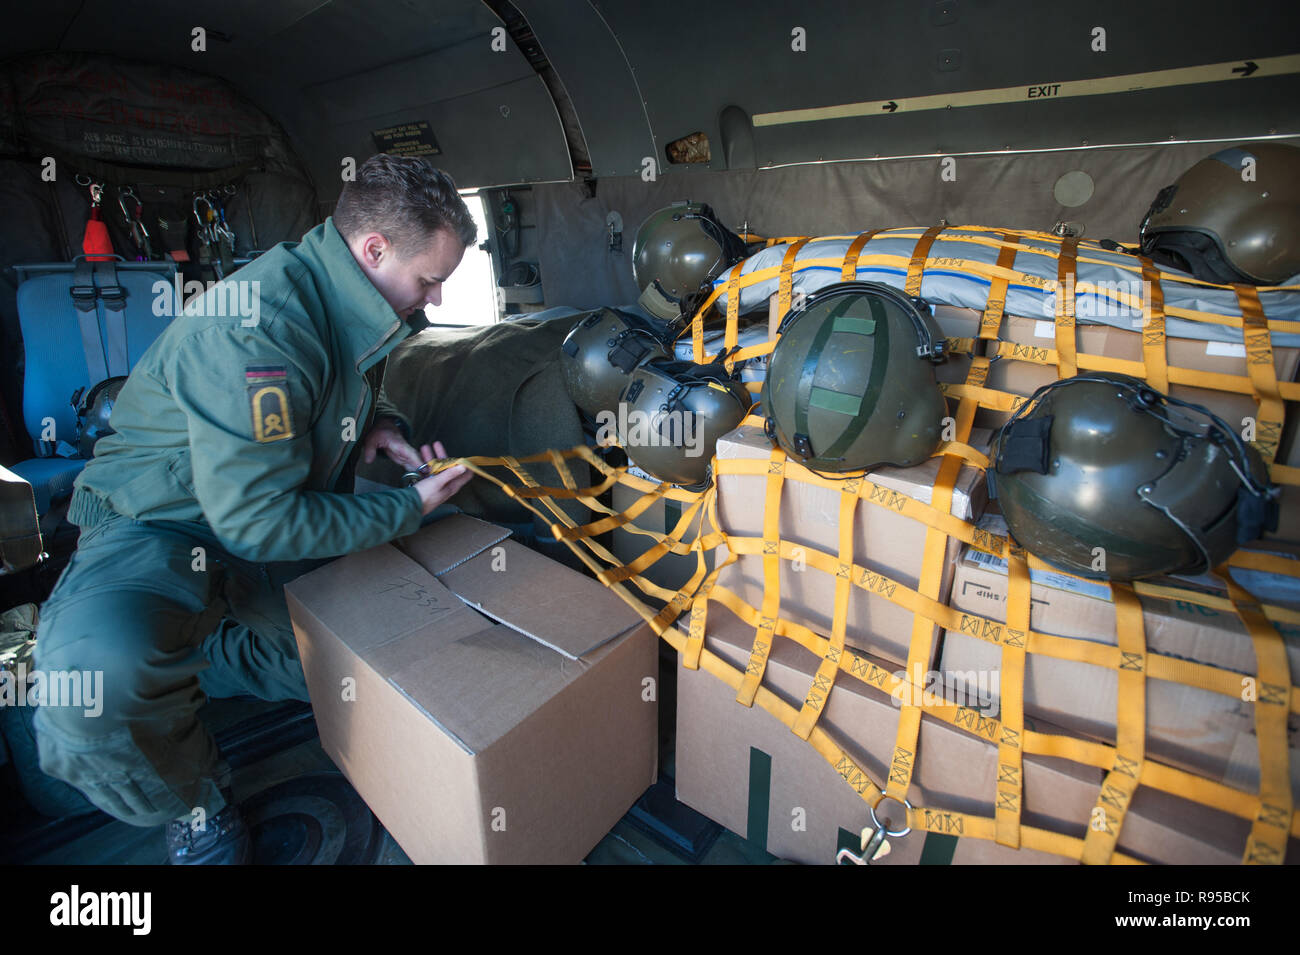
{"left": 117, "top": 186, "right": 136, "bottom": 222}
{"left": 870, "top": 794, "right": 913, "bottom": 838}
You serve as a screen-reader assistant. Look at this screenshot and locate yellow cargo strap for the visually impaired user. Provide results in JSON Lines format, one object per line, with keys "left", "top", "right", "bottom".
{"left": 980, "top": 232, "right": 1020, "bottom": 339}
{"left": 735, "top": 446, "right": 786, "bottom": 707}
{"left": 777, "top": 238, "right": 811, "bottom": 323}
{"left": 1236, "top": 284, "right": 1286, "bottom": 464}
{"left": 841, "top": 230, "right": 881, "bottom": 281}
{"left": 1138, "top": 256, "right": 1170, "bottom": 394}
{"left": 1054, "top": 236, "right": 1080, "bottom": 379}
{"left": 884, "top": 345, "right": 985, "bottom": 806}
{"left": 993, "top": 552, "right": 1029, "bottom": 849}
{"left": 1219, "top": 568, "right": 1294, "bottom": 865}
{"left": 905, "top": 226, "right": 943, "bottom": 297}
{"left": 1081, "top": 582, "right": 1147, "bottom": 864}
{"left": 791, "top": 473, "right": 856, "bottom": 740}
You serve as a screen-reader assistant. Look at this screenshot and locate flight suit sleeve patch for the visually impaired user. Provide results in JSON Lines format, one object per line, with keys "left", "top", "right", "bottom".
{"left": 245, "top": 365, "right": 295, "bottom": 443}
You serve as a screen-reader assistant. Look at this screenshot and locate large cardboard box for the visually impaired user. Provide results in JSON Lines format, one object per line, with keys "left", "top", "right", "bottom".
{"left": 977, "top": 314, "right": 1300, "bottom": 431}
{"left": 712, "top": 424, "right": 989, "bottom": 665}
{"left": 675, "top": 611, "right": 1291, "bottom": 864}
{"left": 285, "top": 514, "right": 659, "bottom": 864}
{"left": 941, "top": 542, "right": 1300, "bottom": 797}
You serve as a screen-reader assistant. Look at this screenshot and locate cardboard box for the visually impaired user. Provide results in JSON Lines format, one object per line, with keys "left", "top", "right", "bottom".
{"left": 941, "top": 542, "right": 1300, "bottom": 797}
{"left": 712, "top": 424, "right": 989, "bottom": 665}
{"left": 977, "top": 314, "right": 1300, "bottom": 432}
{"left": 285, "top": 514, "right": 659, "bottom": 864}
{"left": 610, "top": 477, "right": 714, "bottom": 602}
{"left": 675, "top": 611, "right": 1290, "bottom": 864}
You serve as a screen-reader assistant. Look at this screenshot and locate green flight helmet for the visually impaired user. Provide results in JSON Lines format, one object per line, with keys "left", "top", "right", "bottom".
{"left": 991, "top": 372, "right": 1279, "bottom": 582}
{"left": 761, "top": 282, "right": 949, "bottom": 472}
{"left": 73, "top": 376, "right": 127, "bottom": 459}
{"left": 632, "top": 201, "right": 749, "bottom": 321}
{"left": 615, "top": 358, "right": 752, "bottom": 488}
{"left": 559, "top": 307, "right": 672, "bottom": 417}
{"left": 1139, "top": 141, "right": 1300, "bottom": 285}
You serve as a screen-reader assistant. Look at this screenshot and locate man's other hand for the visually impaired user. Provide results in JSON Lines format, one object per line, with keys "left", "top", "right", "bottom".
{"left": 412, "top": 440, "right": 473, "bottom": 515}
{"left": 362, "top": 419, "right": 423, "bottom": 471}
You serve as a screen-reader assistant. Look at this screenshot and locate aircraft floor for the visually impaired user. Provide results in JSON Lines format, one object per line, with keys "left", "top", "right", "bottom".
{"left": 6, "top": 696, "right": 782, "bottom": 866}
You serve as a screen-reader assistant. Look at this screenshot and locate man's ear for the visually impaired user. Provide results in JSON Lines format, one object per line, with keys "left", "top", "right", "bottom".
{"left": 355, "top": 232, "right": 391, "bottom": 270}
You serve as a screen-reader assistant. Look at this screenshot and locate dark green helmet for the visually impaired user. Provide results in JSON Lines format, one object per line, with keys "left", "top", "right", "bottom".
{"left": 560, "top": 308, "right": 672, "bottom": 417}
{"left": 73, "top": 376, "right": 127, "bottom": 459}
{"left": 991, "top": 372, "right": 1279, "bottom": 582}
{"left": 761, "top": 282, "right": 948, "bottom": 472}
{"left": 632, "top": 201, "right": 749, "bottom": 321}
{"left": 1140, "top": 142, "right": 1300, "bottom": 285}
{"left": 611, "top": 359, "right": 752, "bottom": 488}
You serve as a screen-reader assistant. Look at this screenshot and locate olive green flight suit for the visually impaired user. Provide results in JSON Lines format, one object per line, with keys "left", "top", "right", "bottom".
{"left": 33, "top": 218, "right": 425, "bottom": 827}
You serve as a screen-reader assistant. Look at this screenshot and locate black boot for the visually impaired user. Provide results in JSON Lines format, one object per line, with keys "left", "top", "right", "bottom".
{"left": 166, "top": 787, "right": 251, "bottom": 865}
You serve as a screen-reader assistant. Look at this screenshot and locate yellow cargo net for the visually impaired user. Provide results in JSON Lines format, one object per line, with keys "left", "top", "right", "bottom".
{"left": 426, "top": 226, "right": 1297, "bottom": 865}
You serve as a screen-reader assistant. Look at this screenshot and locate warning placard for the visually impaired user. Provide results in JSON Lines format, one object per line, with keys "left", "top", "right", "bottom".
{"left": 371, "top": 121, "right": 441, "bottom": 157}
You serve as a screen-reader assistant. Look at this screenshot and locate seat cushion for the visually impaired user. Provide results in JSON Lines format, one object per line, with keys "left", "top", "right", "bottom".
{"left": 10, "top": 457, "right": 85, "bottom": 516}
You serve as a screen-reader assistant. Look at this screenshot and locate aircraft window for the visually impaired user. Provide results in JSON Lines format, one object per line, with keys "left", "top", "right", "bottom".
{"left": 424, "top": 190, "right": 497, "bottom": 326}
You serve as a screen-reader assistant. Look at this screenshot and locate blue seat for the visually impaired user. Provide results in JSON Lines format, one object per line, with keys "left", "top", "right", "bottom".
{"left": 10, "top": 257, "right": 178, "bottom": 515}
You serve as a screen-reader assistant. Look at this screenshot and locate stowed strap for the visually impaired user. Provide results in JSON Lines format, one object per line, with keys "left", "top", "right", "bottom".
{"left": 72, "top": 258, "right": 109, "bottom": 387}
{"left": 71, "top": 258, "right": 128, "bottom": 385}
{"left": 95, "top": 261, "right": 128, "bottom": 377}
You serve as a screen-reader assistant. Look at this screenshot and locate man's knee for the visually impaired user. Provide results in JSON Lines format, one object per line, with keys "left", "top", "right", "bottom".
{"left": 35, "top": 592, "right": 214, "bottom": 732}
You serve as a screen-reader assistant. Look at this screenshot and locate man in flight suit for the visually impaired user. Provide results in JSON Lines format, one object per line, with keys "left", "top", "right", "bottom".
{"left": 32, "top": 154, "right": 475, "bottom": 863}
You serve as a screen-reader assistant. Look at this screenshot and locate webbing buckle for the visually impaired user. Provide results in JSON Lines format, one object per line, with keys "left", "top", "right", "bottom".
{"left": 99, "top": 285, "right": 127, "bottom": 311}
{"left": 70, "top": 285, "right": 98, "bottom": 311}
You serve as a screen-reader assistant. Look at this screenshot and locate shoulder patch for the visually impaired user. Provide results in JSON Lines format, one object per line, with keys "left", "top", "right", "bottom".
{"left": 246, "top": 365, "right": 294, "bottom": 443}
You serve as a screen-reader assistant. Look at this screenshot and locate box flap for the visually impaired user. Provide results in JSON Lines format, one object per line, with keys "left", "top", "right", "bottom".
{"left": 440, "top": 539, "right": 640, "bottom": 660}
{"left": 387, "top": 622, "right": 584, "bottom": 754}
{"left": 288, "top": 541, "right": 590, "bottom": 756}
{"left": 284, "top": 544, "right": 467, "bottom": 654}
{"left": 396, "top": 513, "right": 513, "bottom": 577}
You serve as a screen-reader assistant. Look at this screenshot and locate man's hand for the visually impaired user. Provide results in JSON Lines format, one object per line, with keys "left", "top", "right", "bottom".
{"left": 362, "top": 419, "right": 423, "bottom": 471}
{"left": 363, "top": 424, "right": 471, "bottom": 514}
{"left": 411, "top": 440, "right": 473, "bottom": 515}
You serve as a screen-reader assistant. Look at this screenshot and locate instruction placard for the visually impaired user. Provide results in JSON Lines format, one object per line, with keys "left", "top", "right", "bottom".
{"left": 371, "top": 121, "right": 441, "bottom": 157}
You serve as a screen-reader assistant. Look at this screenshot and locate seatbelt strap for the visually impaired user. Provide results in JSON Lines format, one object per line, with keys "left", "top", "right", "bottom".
{"left": 95, "top": 261, "right": 129, "bottom": 376}
{"left": 72, "top": 258, "right": 110, "bottom": 387}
